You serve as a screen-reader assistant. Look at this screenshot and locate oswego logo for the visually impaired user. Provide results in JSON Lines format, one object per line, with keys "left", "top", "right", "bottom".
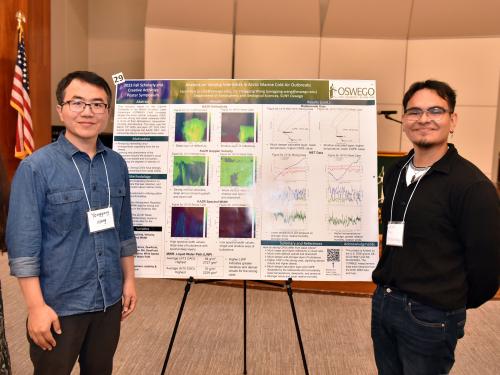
{"left": 329, "top": 83, "right": 375, "bottom": 99}
{"left": 329, "top": 84, "right": 337, "bottom": 98}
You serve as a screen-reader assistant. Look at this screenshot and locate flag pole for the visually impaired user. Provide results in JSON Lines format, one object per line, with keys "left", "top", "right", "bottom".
{"left": 11, "top": 10, "right": 34, "bottom": 160}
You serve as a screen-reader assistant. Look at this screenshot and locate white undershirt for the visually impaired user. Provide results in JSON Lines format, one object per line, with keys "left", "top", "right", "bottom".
{"left": 405, "top": 160, "right": 430, "bottom": 185}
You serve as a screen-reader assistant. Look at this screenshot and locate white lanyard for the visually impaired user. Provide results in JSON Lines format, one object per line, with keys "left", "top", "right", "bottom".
{"left": 72, "top": 153, "right": 115, "bottom": 233}
{"left": 386, "top": 156, "right": 428, "bottom": 247}
{"left": 389, "top": 155, "right": 427, "bottom": 223}
{"left": 72, "top": 153, "right": 111, "bottom": 210}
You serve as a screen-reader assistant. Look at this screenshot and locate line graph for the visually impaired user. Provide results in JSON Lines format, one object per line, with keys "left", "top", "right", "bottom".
{"left": 270, "top": 109, "right": 311, "bottom": 143}
{"left": 271, "top": 154, "right": 308, "bottom": 182}
{"left": 270, "top": 185, "right": 307, "bottom": 203}
{"left": 327, "top": 183, "right": 363, "bottom": 205}
{"left": 326, "top": 155, "right": 363, "bottom": 183}
{"left": 319, "top": 108, "right": 361, "bottom": 144}
{"left": 328, "top": 214, "right": 361, "bottom": 228}
{"left": 270, "top": 207, "right": 308, "bottom": 230}
{"left": 327, "top": 206, "right": 362, "bottom": 231}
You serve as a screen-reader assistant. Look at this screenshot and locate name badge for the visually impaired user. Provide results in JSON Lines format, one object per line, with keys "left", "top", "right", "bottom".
{"left": 87, "top": 207, "right": 115, "bottom": 233}
{"left": 386, "top": 221, "right": 404, "bottom": 247}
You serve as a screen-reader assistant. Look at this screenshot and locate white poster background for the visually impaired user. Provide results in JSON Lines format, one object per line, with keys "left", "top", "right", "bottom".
{"left": 113, "top": 79, "right": 379, "bottom": 281}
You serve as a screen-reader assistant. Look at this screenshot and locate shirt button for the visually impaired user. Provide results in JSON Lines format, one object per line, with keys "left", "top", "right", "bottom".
{"left": 93, "top": 185, "right": 97, "bottom": 191}
{"left": 386, "top": 288, "right": 392, "bottom": 293}
{"left": 98, "top": 252, "right": 102, "bottom": 256}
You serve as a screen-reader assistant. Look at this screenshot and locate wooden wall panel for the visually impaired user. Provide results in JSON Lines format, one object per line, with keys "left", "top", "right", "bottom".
{"left": 0, "top": 0, "right": 51, "bottom": 182}
{"left": 0, "top": 0, "right": 26, "bottom": 181}
{"left": 27, "top": 0, "right": 51, "bottom": 160}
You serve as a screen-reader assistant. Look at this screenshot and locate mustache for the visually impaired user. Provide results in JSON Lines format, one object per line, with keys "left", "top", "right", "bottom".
{"left": 410, "top": 123, "right": 439, "bottom": 130}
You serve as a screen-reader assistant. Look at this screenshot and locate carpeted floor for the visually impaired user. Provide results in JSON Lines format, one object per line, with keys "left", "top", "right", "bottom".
{"left": 1, "top": 253, "right": 498, "bottom": 374}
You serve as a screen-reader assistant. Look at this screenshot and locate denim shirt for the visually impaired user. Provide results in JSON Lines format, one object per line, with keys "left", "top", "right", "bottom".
{"left": 7, "top": 133, "right": 137, "bottom": 317}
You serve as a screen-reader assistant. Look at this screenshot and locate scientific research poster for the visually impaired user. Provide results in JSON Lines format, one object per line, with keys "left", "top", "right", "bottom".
{"left": 113, "top": 79, "right": 379, "bottom": 281}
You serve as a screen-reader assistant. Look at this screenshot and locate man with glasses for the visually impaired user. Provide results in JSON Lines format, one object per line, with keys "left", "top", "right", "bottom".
{"left": 371, "top": 80, "right": 499, "bottom": 374}
{"left": 7, "top": 71, "right": 137, "bottom": 374}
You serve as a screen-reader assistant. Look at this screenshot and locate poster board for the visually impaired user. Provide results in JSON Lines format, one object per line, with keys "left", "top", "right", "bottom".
{"left": 112, "top": 79, "right": 379, "bottom": 281}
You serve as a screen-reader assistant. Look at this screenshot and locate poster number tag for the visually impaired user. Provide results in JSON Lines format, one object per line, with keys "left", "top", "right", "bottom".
{"left": 112, "top": 72, "right": 125, "bottom": 85}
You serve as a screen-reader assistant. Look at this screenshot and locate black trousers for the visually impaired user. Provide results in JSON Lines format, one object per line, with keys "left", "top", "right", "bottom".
{"left": 28, "top": 301, "right": 122, "bottom": 375}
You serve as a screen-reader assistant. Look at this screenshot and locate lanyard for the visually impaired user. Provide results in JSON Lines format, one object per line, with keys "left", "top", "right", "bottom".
{"left": 389, "top": 155, "right": 428, "bottom": 223}
{"left": 72, "top": 153, "right": 111, "bottom": 210}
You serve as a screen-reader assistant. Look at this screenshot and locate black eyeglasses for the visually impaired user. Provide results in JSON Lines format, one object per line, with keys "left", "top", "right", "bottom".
{"left": 403, "top": 106, "right": 452, "bottom": 122}
{"left": 60, "top": 100, "right": 109, "bottom": 114}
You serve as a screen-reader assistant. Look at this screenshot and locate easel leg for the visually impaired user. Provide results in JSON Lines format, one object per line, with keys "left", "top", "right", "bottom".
{"left": 161, "top": 277, "right": 194, "bottom": 375}
{"left": 243, "top": 280, "right": 247, "bottom": 374}
{"left": 286, "top": 278, "right": 309, "bottom": 375}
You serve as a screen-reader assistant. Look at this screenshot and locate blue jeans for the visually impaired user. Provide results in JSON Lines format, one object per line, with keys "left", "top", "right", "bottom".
{"left": 371, "top": 286, "right": 466, "bottom": 375}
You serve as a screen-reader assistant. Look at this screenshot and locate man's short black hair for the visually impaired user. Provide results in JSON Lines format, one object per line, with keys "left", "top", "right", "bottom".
{"left": 56, "top": 71, "right": 112, "bottom": 105}
{"left": 403, "top": 80, "right": 457, "bottom": 112}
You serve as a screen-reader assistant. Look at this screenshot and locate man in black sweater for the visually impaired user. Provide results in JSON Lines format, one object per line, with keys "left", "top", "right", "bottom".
{"left": 371, "top": 79, "right": 499, "bottom": 375}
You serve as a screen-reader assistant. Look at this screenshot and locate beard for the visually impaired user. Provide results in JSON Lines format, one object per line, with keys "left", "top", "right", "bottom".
{"left": 414, "top": 139, "right": 435, "bottom": 149}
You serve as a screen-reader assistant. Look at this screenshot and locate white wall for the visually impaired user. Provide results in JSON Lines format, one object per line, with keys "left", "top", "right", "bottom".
{"left": 51, "top": 0, "right": 147, "bottom": 132}
{"left": 51, "top": 0, "right": 88, "bottom": 125}
{"left": 145, "top": 28, "right": 233, "bottom": 79}
{"left": 51, "top": 0, "right": 500, "bottom": 180}
{"left": 403, "top": 38, "right": 500, "bottom": 177}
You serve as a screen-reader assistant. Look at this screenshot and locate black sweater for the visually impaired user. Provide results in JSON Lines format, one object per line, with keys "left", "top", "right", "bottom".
{"left": 373, "top": 144, "right": 499, "bottom": 310}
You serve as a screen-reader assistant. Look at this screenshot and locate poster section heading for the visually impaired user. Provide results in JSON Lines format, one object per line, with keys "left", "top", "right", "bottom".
{"left": 116, "top": 79, "right": 376, "bottom": 105}
{"left": 113, "top": 79, "right": 379, "bottom": 281}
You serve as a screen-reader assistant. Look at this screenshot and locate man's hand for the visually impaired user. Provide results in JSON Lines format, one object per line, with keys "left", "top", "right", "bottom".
{"left": 121, "top": 278, "right": 137, "bottom": 320}
{"left": 27, "top": 304, "right": 61, "bottom": 351}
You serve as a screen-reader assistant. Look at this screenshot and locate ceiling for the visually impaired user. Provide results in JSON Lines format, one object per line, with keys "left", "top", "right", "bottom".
{"left": 146, "top": 0, "right": 500, "bottom": 39}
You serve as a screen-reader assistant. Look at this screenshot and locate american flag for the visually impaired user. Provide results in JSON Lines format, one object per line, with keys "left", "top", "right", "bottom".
{"left": 10, "top": 22, "right": 34, "bottom": 159}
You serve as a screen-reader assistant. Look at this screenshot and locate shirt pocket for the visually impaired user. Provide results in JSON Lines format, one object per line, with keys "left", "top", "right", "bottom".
{"left": 110, "top": 185, "right": 126, "bottom": 227}
{"left": 46, "top": 189, "right": 86, "bottom": 232}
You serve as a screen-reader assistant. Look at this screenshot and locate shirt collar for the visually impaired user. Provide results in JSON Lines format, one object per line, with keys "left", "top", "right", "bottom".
{"left": 398, "top": 143, "right": 457, "bottom": 175}
{"left": 57, "top": 131, "right": 106, "bottom": 158}
{"left": 431, "top": 144, "right": 457, "bottom": 174}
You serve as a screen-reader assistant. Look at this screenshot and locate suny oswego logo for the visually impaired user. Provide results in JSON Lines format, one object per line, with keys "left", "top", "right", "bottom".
{"left": 328, "top": 80, "right": 376, "bottom": 101}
